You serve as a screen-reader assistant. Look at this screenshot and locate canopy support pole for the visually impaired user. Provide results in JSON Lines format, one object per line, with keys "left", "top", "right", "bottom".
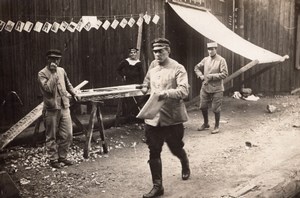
{"left": 224, "top": 60, "right": 259, "bottom": 84}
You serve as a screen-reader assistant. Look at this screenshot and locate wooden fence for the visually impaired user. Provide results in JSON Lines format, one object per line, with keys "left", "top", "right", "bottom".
{"left": 0, "top": 0, "right": 165, "bottom": 128}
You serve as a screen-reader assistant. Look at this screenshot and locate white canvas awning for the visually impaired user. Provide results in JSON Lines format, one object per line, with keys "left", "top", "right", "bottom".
{"left": 168, "top": 2, "right": 288, "bottom": 64}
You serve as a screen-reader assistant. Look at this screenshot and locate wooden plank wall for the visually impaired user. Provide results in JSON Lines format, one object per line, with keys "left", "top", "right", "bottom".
{"left": 242, "top": 0, "right": 296, "bottom": 94}
{"left": 0, "top": 0, "right": 165, "bottom": 128}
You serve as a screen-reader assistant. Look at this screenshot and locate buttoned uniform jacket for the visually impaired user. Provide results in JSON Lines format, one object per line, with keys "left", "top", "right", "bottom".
{"left": 38, "top": 66, "right": 76, "bottom": 110}
{"left": 143, "top": 58, "right": 189, "bottom": 127}
{"left": 194, "top": 54, "right": 228, "bottom": 93}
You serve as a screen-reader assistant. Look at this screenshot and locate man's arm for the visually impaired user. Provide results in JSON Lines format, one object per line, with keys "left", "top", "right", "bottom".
{"left": 38, "top": 71, "right": 58, "bottom": 94}
{"left": 206, "top": 58, "right": 228, "bottom": 81}
{"left": 194, "top": 59, "right": 205, "bottom": 80}
{"left": 160, "top": 65, "right": 189, "bottom": 100}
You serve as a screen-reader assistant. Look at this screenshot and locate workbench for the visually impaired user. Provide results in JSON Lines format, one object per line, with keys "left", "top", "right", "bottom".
{"left": 75, "top": 84, "right": 145, "bottom": 158}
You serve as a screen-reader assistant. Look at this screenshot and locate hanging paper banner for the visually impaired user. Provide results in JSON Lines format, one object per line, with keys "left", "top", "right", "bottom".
{"left": 59, "top": 21, "right": 68, "bottom": 32}
{"left": 67, "top": 22, "right": 77, "bottom": 32}
{"left": 90, "top": 17, "right": 99, "bottom": 28}
{"left": 76, "top": 18, "right": 85, "bottom": 32}
{"left": 119, "top": 18, "right": 128, "bottom": 28}
{"left": 33, "top": 21, "right": 43, "bottom": 32}
{"left": 152, "top": 14, "right": 160, "bottom": 24}
{"left": 0, "top": 20, "right": 6, "bottom": 31}
{"left": 84, "top": 22, "right": 92, "bottom": 31}
{"left": 82, "top": 16, "right": 98, "bottom": 29}
{"left": 111, "top": 18, "right": 119, "bottom": 29}
{"left": 0, "top": 13, "right": 159, "bottom": 33}
{"left": 102, "top": 20, "right": 111, "bottom": 30}
{"left": 136, "top": 17, "right": 143, "bottom": 27}
{"left": 24, "top": 21, "right": 33, "bottom": 32}
{"left": 143, "top": 14, "right": 151, "bottom": 24}
{"left": 128, "top": 17, "right": 135, "bottom": 27}
{"left": 5, "top": 20, "right": 15, "bottom": 32}
{"left": 51, "top": 22, "right": 60, "bottom": 33}
{"left": 94, "top": 19, "right": 102, "bottom": 30}
{"left": 42, "top": 22, "right": 52, "bottom": 33}
{"left": 15, "top": 21, "right": 25, "bottom": 32}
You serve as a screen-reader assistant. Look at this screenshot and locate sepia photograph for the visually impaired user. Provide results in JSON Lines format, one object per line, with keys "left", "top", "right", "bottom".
{"left": 0, "top": 0, "right": 300, "bottom": 198}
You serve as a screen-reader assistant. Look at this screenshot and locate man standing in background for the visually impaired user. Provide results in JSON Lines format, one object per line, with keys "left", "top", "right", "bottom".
{"left": 194, "top": 42, "right": 228, "bottom": 134}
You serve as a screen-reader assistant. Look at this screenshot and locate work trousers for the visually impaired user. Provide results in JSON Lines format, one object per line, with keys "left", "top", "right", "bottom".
{"left": 200, "top": 89, "right": 223, "bottom": 113}
{"left": 43, "top": 108, "right": 73, "bottom": 161}
{"left": 145, "top": 123, "right": 185, "bottom": 160}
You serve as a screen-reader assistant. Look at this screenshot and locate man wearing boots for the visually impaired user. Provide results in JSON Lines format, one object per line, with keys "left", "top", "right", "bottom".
{"left": 140, "top": 38, "right": 190, "bottom": 198}
{"left": 194, "top": 42, "right": 228, "bottom": 134}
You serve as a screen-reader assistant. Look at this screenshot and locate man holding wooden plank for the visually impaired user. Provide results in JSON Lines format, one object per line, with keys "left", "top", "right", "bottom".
{"left": 194, "top": 42, "right": 228, "bottom": 134}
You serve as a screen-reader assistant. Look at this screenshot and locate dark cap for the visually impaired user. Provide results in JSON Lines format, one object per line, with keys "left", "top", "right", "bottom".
{"left": 129, "top": 47, "right": 139, "bottom": 52}
{"left": 152, "top": 38, "right": 170, "bottom": 50}
{"left": 46, "top": 49, "right": 62, "bottom": 58}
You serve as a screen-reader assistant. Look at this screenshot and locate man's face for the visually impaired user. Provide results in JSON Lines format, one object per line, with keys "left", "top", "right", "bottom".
{"left": 207, "top": 47, "right": 217, "bottom": 57}
{"left": 47, "top": 57, "right": 61, "bottom": 70}
{"left": 153, "top": 48, "right": 169, "bottom": 63}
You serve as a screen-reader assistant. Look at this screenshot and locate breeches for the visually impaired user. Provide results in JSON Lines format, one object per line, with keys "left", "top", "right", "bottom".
{"left": 145, "top": 124, "right": 185, "bottom": 160}
{"left": 199, "top": 89, "right": 223, "bottom": 113}
{"left": 43, "top": 108, "right": 73, "bottom": 161}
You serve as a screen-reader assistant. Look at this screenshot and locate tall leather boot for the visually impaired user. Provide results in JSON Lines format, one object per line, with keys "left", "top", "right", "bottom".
{"left": 177, "top": 149, "right": 190, "bottom": 180}
{"left": 143, "top": 159, "right": 164, "bottom": 198}
{"left": 198, "top": 109, "right": 210, "bottom": 131}
{"left": 212, "top": 112, "right": 220, "bottom": 134}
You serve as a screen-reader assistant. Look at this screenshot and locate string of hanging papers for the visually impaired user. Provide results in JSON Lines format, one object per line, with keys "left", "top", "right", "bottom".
{"left": 0, "top": 13, "right": 160, "bottom": 33}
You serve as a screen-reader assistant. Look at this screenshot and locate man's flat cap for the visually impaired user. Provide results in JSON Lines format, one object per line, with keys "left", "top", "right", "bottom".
{"left": 46, "top": 49, "right": 62, "bottom": 58}
{"left": 207, "top": 42, "right": 218, "bottom": 48}
{"left": 152, "top": 38, "right": 170, "bottom": 50}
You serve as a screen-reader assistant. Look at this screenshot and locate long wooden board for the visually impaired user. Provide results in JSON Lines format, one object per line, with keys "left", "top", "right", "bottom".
{"left": 0, "top": 80, "right": 88, "bottom": 150}
{"left": 77, "top": 84, "right": 146, "bottom": 102}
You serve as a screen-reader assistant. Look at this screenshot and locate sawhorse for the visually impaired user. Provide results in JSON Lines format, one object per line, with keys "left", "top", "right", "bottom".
{"left": 82, "top": 101, "right": 108, "bottom": 158}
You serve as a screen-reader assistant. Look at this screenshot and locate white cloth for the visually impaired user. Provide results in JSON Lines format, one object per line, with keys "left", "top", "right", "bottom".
{"left": 168, "top": 2, "right": 286, "bottom": 64}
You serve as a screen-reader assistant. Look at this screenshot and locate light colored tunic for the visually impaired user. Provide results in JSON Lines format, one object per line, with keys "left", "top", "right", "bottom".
{"left": 143, "top": 58, "right": 189, "bottom": 126}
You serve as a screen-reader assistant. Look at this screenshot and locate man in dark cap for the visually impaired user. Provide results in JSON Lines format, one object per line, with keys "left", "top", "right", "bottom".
{"left": 140, "top": 38, "right": 191, "bottom": 198}
{"left": 194, "top": 42, "right": 228, "bottom": 134}
{"left": 38, "top": 49, "right": 78, "bottom": 169}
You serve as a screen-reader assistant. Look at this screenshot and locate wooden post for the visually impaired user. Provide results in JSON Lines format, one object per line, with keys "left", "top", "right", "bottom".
{"left": 137, "top": 13, "right": 145, "bottom": 75}
{"left": 296, "top": 13, "right": 300, "bottom": 70}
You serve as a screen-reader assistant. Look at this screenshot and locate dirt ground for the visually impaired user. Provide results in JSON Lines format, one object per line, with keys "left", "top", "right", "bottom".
{"left": 2, "top": 94, "right": 300, "bottom": 198}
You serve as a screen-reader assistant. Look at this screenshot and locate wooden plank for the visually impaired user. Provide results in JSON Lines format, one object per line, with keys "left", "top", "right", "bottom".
{"left": 224, "top": 60, "right": 259, "bottom": 84}
{"left": 296, "top": 14, "right": 300, "bottom": 70}
{"left": 136, "top": 13, "right": 143, "bottom": 60}
{"left": 0, "top": 80, "right": 88, "bottom": 150}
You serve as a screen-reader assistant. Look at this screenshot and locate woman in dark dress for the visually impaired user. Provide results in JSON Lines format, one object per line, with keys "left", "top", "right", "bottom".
{"left": 117, "top": 48, "right": 144, "bottom": 120}
{"left": 117, "top": 47, "right": 144, "bottom": 84}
